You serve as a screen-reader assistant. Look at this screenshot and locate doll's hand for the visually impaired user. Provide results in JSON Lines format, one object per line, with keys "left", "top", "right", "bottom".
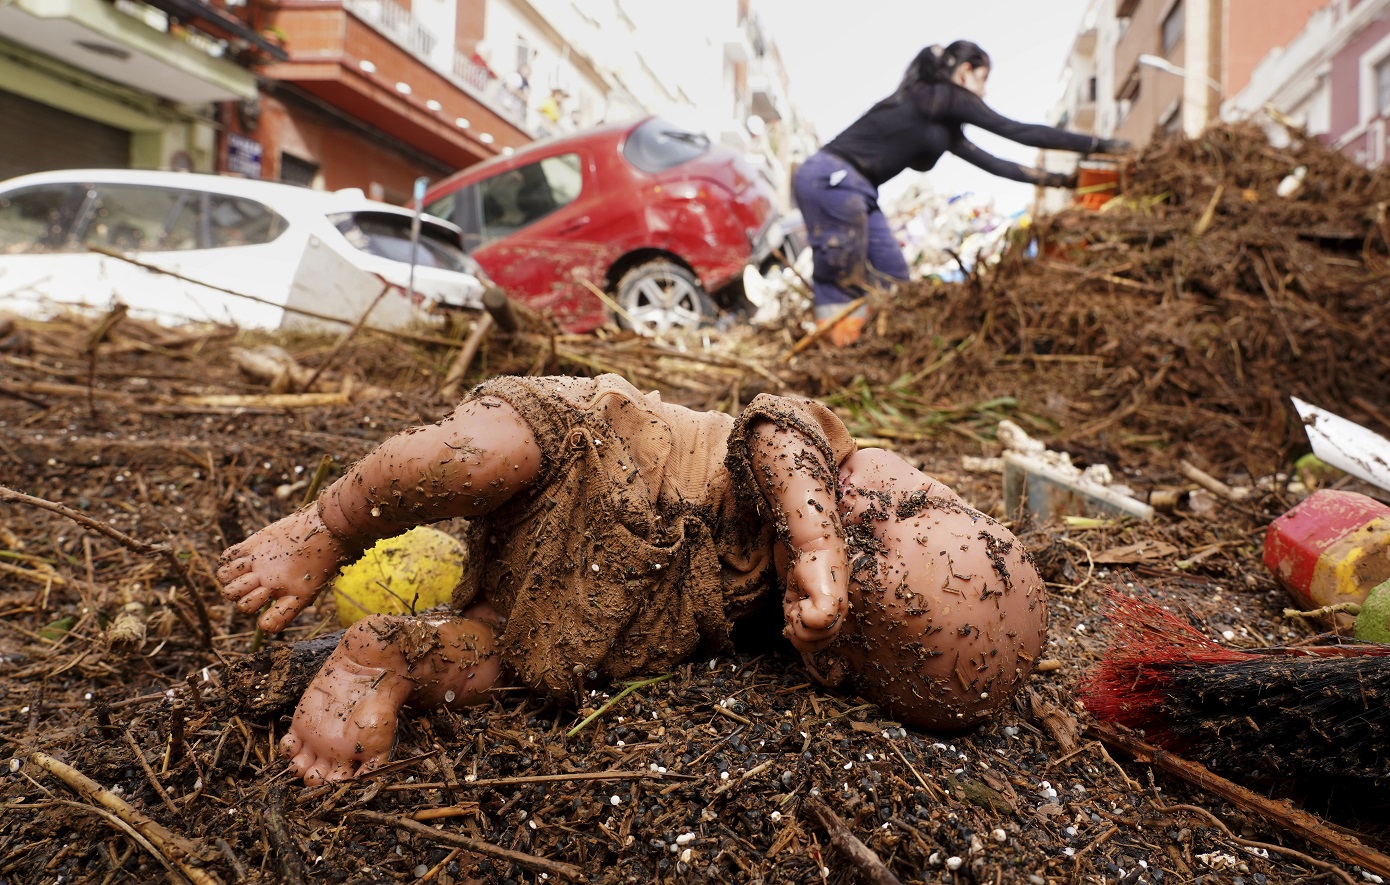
{"left": 782, "top": 547, "right": 849, "bottom": 654}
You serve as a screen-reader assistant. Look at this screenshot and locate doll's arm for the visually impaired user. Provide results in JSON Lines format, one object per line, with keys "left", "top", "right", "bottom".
{"left": 748, "top": 419, "right": 849, "bottom": 653}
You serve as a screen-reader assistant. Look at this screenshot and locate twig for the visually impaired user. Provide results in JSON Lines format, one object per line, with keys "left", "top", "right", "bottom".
{"left": 123, "top": 729, "right": 182, "bottom": 819}
{"left": 1090, "top": 721, "right": 1390, "bottom": 879}
{"left": 53, "top": 799, "right": 197, "bottom": 885}
{"left": 1178, "top": 459, "right": 1251, "bottom": 501}
{"left": 382, "top": 769, "right": 696, "bottom": 792}
{"left": 578, "top": 278, "right": 645, "bottom": 331}
{"left": 301, "top": 283, "right": 392, "bottom": 391}
{"left": 1283, "top": 602, "right": 1361, "bottom": 620}
{"left": 26, "top": 750, "right": 220, "bottom": 883}
{"left": 0, "top": 485, "right": 168, "bottom": 556}
{"left": 802, "top": 794, "right": 904, "bottom": 885}
{"left": 1154, "top": 802, "right": 1356, "bottom": 885}
{"left": 265, "top": 786, "right": 307, "bottom": 885}
{"left": 348, "top": 810, "right": 584, "bottom": 881}
{"left": 779, "top": 297, "right": 867, "bottom": 363}
{"left": 85, "top": 245, "right": 463, "bottom": 348}
{"left": 566, "top": 673, "right": 673, "bottom": 738}
{"left": 439, "top": 312, "right": 495, "bottom": 401}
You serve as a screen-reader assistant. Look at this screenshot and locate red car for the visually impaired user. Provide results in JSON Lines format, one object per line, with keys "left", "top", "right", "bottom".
{"left": 424, "top": 116, "right": 784, "bottom": 333}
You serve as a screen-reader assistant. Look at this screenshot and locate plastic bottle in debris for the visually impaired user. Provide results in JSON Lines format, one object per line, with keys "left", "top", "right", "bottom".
{"left": 1263, "top": 489, "right": 1390, "bottom": 609}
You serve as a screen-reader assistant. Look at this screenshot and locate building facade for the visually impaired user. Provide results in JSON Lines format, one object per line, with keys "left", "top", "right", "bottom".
{"left": 1233, "top": 0, "right": 1390, "bottom": 168}
{"left": 1050, "top": 0, "right": 1328, "bottom": 148}
{"left": 0, "top": 0, "right": 275, "bottom": 179}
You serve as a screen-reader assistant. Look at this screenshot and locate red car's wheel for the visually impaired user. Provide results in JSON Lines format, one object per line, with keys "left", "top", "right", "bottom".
{"left": 614, "top": 260, "right": 715, "bottom": 334}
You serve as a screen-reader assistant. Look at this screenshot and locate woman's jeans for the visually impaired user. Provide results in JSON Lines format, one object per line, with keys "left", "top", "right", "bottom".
{"left": 791, "top": 149, "right": 910, "bottom": 317}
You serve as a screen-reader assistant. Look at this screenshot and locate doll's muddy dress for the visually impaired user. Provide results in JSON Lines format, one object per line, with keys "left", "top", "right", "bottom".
{"left": 436, "top": 374, "right": 857, "bottom": 698}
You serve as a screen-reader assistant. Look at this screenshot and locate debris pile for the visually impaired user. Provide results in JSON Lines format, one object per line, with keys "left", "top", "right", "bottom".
{"left": 804, "top": 122, "right": 1390, "bottom": 476}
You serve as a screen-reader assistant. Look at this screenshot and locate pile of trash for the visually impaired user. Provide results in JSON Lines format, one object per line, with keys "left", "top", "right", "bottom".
{"left": 805, "top": 121, "right": 1390, "bottom": 476}
{"left": 884, "top": 180, "right": 1025, "bottom": 282}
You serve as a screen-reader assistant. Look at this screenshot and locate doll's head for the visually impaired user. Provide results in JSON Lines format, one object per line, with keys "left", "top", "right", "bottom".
{"left": 821, "top": 449, "right": 1047, "bottom": 731}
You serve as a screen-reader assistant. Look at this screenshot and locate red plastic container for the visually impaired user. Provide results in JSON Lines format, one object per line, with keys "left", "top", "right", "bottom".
{"left": 1263, "top": 490, "right": 1390, "bottom": 609}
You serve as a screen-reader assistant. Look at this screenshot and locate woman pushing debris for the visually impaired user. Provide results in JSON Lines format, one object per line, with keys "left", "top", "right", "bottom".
{"left": 217, "top": 374, "right": 1046, "bottom": 785}
{"left": 792, "top": 40, "right": 1130, "bottom": 344}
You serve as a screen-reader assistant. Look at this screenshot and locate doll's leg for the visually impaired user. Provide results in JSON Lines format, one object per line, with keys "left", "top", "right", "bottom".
{"left": 279, "top": 602, "right": 503, "bottom": 785}
{"left": 217, "top": 396, "right": 542, "bottom": 632}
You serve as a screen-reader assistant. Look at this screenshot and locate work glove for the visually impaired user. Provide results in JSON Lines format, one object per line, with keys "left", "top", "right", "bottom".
{"left": 1090, "top": 136, "right": 1133, "bottom": 155}
{"left": 1039, "top": 171, "right": 1079, "bottom": 189}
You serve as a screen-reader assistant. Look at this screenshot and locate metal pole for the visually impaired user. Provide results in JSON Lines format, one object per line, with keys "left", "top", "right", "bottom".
{"left": 406, "top": 175, "right": 428, "bottom": 306}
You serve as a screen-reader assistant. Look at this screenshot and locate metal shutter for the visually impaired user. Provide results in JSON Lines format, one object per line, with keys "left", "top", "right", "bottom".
{"left": 0, "top": 89, "right": 130, "bottom": 181}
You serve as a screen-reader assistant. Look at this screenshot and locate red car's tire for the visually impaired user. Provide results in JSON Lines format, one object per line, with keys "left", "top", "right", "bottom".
{"left": 614, "top": 260, "right": 715, "bottom": 333}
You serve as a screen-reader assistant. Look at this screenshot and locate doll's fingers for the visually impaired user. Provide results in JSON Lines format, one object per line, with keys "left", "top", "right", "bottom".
{"left": 234, "top": 586, "right": 272, "bottom": 614}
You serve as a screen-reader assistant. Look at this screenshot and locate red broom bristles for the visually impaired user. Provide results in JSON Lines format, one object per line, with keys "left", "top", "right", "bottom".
{"left": 1079, "top": 589, "right": 1390, "bottom": 752}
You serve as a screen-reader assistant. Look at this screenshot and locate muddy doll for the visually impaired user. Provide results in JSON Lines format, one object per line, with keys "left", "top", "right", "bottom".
{"left": 217, "top": 374, "right": 1046, "bottom": 785}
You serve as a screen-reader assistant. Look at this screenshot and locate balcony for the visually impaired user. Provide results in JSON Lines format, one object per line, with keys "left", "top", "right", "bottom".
{"left": 748, "top": 71, "right": 782, "bottom": 122}
{"left": 0, "top": 0, "right": 258, "bottom": 103}
{"left": 259, "top": 0, "right": 533, "bottom": 168}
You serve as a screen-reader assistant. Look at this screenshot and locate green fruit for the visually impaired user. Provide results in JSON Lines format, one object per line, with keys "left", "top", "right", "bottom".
{"left": 332, "top": 527, "right": 466, "bottom": 627}
{"left": 1353, "top": 578, "right": 1390, "bottom": 643}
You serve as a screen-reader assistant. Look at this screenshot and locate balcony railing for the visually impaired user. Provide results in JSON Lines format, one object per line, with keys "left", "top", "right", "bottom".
{"left": 340, "top": 0, "right": 533, "bottom": 134}
{"left": 342, "top": 0, "right": 435, "bottom": 61}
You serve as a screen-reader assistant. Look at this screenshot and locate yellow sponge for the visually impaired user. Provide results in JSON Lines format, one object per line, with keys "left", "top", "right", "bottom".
{"left": 332, "top": 526, "right": 466, "bottom": 627}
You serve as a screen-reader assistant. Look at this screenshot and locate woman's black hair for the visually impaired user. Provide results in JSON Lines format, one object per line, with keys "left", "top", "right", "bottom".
{"left": 872, "top": 41, "right": 991, "bottom": 110}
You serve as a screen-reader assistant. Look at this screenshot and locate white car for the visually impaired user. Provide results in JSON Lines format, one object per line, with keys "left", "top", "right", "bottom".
{"left": 0, "top": 169, "right": 490, "bottom": 330}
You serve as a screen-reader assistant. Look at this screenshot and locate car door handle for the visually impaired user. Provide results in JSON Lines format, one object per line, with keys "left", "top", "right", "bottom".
{"left": 557, "top": 216, "right": 590, "bottom": 234}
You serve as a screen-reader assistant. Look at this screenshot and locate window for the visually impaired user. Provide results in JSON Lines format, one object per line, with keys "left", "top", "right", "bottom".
{"left": 206, "top": 194, "right": 288, "bottom": 247}
{"left": 1161, "top": 1, "right": 1184, "bottom": 54}
{"left": 477, "top": 153, "right": 582, "bottom": 241}
{"left": 279, "top": 153, "right": 319, "bottom": 188}
{"left": 0, "top": 185, "right": 84, "bottom": 252}
{"left": 622, "top": 117, "right": 711, "bottom": 173}
{"left": 1376, "top": 56, "right": 1390, "bottom": 116}
{"left": 78, "top": 185, "right": 203, "bottom": 252}
{"left": 331, "top": 212, "right": 479, "bottom": 275}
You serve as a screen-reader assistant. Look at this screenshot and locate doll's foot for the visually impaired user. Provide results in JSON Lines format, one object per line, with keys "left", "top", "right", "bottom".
{"left": 278, "top": 619, "right": 413, "bottom": 785}
{"left": 217, "top": 504, "right": 353, "bottom": 633}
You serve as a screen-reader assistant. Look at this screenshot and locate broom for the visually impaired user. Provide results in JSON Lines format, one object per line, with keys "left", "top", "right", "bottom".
{"left": 1079, "top": 590, "right": 1390, "bottom": 786}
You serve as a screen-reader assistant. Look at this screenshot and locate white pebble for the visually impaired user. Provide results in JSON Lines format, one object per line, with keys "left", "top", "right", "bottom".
{"left": 1222, "top": 629, "right": 1235, "bottom": 640}
{"left": 992, "top": 828, "right": 1007, "bottom": 843}
{"left": 676, "top": 832, "right": 695, "bottom": 845}
{"left": 8, "top": 758, "right": 19, "bottom": 773}
{"left": 770, "top": 811, "right": 782, "bottom": 822}
{"left": 610, "top": 795, "right": 621, "bottom": 806}
{"left": 680, "top": 848, "right": 692, "bottom": 863}
{"left": 946, "top": 856, "right": 963, "bottom": 870}
{"left": 720, "top": 771, "right": 729, "bottom": 780}
{"left": 444, "top": 690, "right": 456, "bottom": 703}
{"left": 528, "top": 820, "right": 537, "bottom": 830}
{"left": 843, "top": 762, "right": 853, "bottom": 770}
{"left": 928, "top": 853, "right": 941, "bottom": 866}
{"left": 591, "top": 563, "right": 600, "bottom": 572}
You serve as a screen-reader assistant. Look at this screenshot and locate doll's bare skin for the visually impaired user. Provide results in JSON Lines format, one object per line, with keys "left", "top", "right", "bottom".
{"left": 216, "top": 397, "right": 544, "bottom": 633}
{"left": 279, "top": 604, "right": 502, "bottom": 784}
{"left": 218, "top": 399, "right": 856, "bottom": 783}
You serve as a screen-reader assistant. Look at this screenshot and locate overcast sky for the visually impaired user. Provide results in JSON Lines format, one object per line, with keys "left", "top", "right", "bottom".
{"left": 756, "top": 0, "right": 1092, "bottom": 213}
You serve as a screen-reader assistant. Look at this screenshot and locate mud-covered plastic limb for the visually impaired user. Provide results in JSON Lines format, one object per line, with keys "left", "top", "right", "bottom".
{"left": 316, "top": 396, "right": 543, "bottom": 550}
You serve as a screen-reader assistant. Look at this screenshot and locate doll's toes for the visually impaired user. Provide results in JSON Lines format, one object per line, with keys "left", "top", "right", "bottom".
{"left": 280, "top": 731, "right": 304, "bottom": 760}
{"left": 216, "top": 554, "right": 252, "bottom": 585}
{"left": 326, "top": 759, "right": 359, "bottom": 782}
{"left": 235, "top": 586, "right": 272, "bottom": 614}
{"left": 260, "top": 596, "right": 307, "bottom": 633}
{"left": 221, "top": 572, "right": 260, "bottom": 602}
